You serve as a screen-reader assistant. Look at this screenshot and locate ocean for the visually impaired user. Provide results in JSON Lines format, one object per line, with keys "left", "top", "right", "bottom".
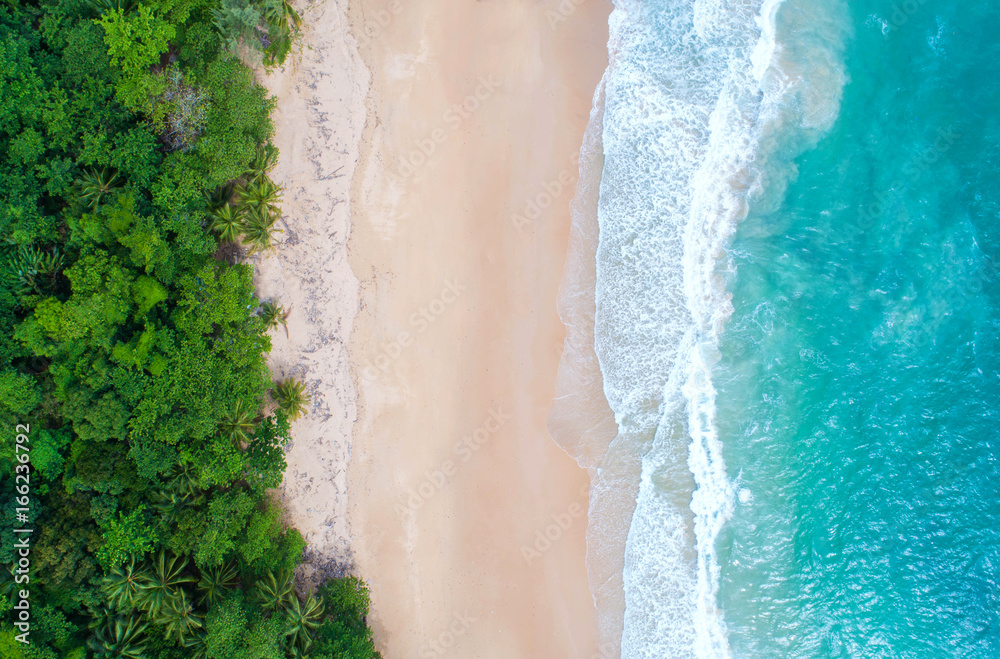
{"left": 550, "top": 0, "right": 1000, "bottom": 656}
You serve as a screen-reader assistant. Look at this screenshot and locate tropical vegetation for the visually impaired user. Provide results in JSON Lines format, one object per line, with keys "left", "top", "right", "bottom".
{"left": 0, "top": 0, "right": 378, "bottom": 655}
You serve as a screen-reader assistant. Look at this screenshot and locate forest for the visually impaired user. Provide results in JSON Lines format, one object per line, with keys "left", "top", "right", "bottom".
{"left": 0, "top": 0, "right": 379, "bottom": 656}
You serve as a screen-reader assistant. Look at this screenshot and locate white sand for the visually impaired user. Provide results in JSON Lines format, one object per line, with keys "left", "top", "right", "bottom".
{"left": 253, "top": 0, "right": 614, "bottom": 654}
{"left": 252, "top": 0, "right": 370, "bottom": 582}
{"left": 346, "top": 0, "right": 612, "bottom": 655}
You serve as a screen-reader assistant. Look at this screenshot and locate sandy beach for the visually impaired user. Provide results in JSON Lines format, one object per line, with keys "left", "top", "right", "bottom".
{"left": 252, "top": 0, "right": 369, "bottom": 584}
{"left": 256, "top": 0, "right": 613, "bottom": 654}
{"left": 347, "top": 0, "right": 611, "bottom": 656}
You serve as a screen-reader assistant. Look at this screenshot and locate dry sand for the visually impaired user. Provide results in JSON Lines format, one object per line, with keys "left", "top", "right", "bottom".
{"left": 252, "top": 0, "right": 369, "bottom": 582}
{"left": 346, "top": 0, "right": 612, "bottom": 657}
{"left": 255, "top": 0, "right": 614, "bottom": 654}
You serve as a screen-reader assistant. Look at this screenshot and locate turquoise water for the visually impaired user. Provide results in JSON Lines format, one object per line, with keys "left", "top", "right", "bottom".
{"left": 716, "top": 1, "right": 1000, "bottom": 656}
{"left": 572, "top": 0, "right": 1000, "bottom": 655}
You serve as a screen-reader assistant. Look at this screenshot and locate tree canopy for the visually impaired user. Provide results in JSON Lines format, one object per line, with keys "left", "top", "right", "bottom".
{"left": 0, "top": 0, "right": 379, "bottom": 655}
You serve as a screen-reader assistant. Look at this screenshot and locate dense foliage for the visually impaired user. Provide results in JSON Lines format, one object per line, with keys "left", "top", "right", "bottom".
{"left": 0, "top": 0, "right": 378, "bottom": 656}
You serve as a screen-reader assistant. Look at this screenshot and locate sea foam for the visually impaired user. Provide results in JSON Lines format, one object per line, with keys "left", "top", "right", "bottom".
{"left": 548, "top": 0, "right": 849, "bottom": 655}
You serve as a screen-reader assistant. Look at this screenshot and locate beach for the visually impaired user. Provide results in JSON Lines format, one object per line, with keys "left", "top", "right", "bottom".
{"left": 13, "top": 0, "right": 997, "bottom": 653}
{"left": 252, "top": 0, "right": 369, "bottom": 584}
{"left": 347, "top": 0, "right": 611, "bottom": 656}
{"left": 255, "top": 0, "right": 613, "bottom": 654}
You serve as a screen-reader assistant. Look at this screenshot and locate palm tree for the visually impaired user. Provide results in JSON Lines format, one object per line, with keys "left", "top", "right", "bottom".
{"left": 3, "top": 245, "right": 64, "bottom": 295}
{"left": 87, "top": 607, "right": 116, "bottom": 633}
{"left": 208, "top": 203, "right": 244, "bottom": 243}
{"left": 238, "top": 177, "right": 283, "bottom": 215}
{"left": 187, "top": 632, "right": 210, "bottom": 659}
{"left": 271, "top": 378, "right": 310, "bottom": 420}
{"left": 151, "top": 490, "right": 203, "bottom": 527}
{"left": 259, "top": 300, "right": 291, "bottom": 334}
{"left": 136, "top": 551, "right": 194, "bottom": 617}
{"left": 77, "top": 168, "right": 121, "bottom": 209}
{"left": 284, "top": 593, "right": 325, "bottom": 652}
{"left": 240, "top": 205, "right": 279, "bottom": 253}
{"left": 255, "top": 569, "right": 295, "bottom": 613}
{"left": 102, "top": 559, "right": 147, "bottom": 611}
{"left": 287, "top": 646, "right": 310, "bottom": 659}
{"left": 218, "top": 399, "right": 257, "bottom": 445}
{"left": 152, "top": 589, "right": 204, "bottom": 646}
{"left": 197, "top": 562, "right": 239, "bottom": 607}
{"left": 87, "top": 615, "right": 148, "bottom": 659}
{"left": 205, "top": 182, "right": 236, "bottom": 211}
{"left": 166, "top": 462, "right": 201, "bottom": 499}
{"left": 82, "top": 0, "right": 138, "bottom": 15}
{"left": 264, "top": 0, "right": 302, "bottom": 31}
{"left": 263, "top": 30, "right": 293, "bottom": 67}
{"left": 247, "top": 144, "right": 279, "bottom": 181}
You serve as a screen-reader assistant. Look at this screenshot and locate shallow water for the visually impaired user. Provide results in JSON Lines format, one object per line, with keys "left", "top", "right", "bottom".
{"left": 556, "top": 0, "right": 1000, "bottom": 655}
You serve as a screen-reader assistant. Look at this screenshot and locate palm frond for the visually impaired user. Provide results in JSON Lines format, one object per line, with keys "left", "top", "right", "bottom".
{"left": 258, "top": 300, "right": 291, "bottom": 333}
{"left": 240, "top": 205, "right": 280, "bottom": 254}
{"left": 271, "top": 378, "right": 310, "bottom": 420}
{"left": 77, "top": 168, "right": 121, "bottom": 209}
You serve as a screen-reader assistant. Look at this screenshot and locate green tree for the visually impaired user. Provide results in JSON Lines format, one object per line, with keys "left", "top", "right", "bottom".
{"left": 98, "top": 5, "right": 176, "bottom": 112}
{"left": 203, "top": 594, "right": 286, "bottom": 659}
{"left": 97, "top": 505, "right": 156, "bottom": 569}
{"left": 243, "top": 413, "right": 290, "bottom": 492}
{"left": 271, "top": 378, "right": 309, "bottom": 420}
{"left": 136, "top": 551, "right": 194, "bottom": 617}
{"left": 82, "top": 0, "right": 141, "bottom": 15}
{"left": 284, "top": 592, "right": 324, "bottom": 652}
{"left": 194, "top": 58, "right": 274, "bottom": 187}
{"left": 0, "top": 2, "right": 375, "bottom": 653}
{"left": 212, "top": 0, "right": 264, "bottom": 56}
{"left": 87, "top": 615, "right": 148, "bottom": 659}
{"left": 76, "top": 168, "right": 121, "bottom": 209}
{"left": 101, "top": 559, "right": 147, "bottom": 611}
{"left": 208, "top": 204, "right": 244, "bottom": 243}
{"left": 196, "top": 562, "right": 238, "bottom": 607}
{"left": 258, "top": 301, "right": 289, "bottom": 334}
{"left": 189, "top": 490, "right": 256, "bottom": 566}
{"left": 0, "top": 371, "right": 41, "bottom": 421}
{"left": 254, "top": 569, "right": 293, "bottom": 613}
{"left": 310, "top": 577, "right": 380, "bottom": 659}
